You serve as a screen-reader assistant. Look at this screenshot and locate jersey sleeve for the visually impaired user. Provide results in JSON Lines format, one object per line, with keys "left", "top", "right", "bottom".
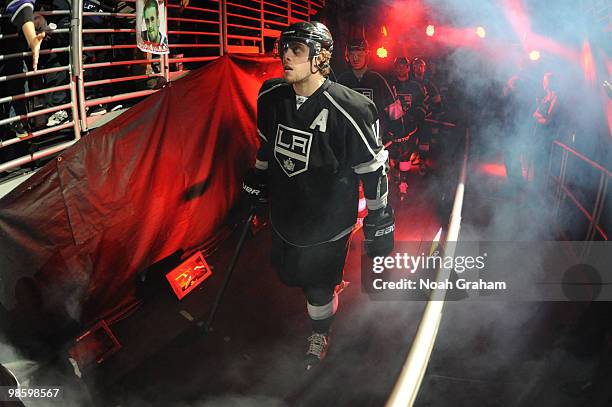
{"left": 339, "top": 98, "right": 389, "bottom": 211}
{"left": 6, "top": 0, "right": 36, "bottom": 29}
{"left": 254, "top": 79, "right": 283, "bottom": 171}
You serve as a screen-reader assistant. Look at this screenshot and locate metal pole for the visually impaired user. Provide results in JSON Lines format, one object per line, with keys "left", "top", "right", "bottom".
{"left": 203, "top": 208, "right": 255, "bottom": 332}
{"left": 162, "top": 0, "right": 169, "bottom": 81}
{"left": 260, "top": 0, "right": 264, "bottom": 53}
{"left": 386, "top": 129, "right": 470, "bottom": 407}
{"left": 220, "top": 0, "right": 227, "bottom": 55}
{"left": 71, "top": 0, "right": 87, "bottom": 133}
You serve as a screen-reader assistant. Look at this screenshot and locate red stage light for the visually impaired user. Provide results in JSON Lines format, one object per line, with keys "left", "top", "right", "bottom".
{"left": 426, "top": 25, "right": 435, "bottom": 37}
{"left": 476, "top": 26, "right": 486, "bottom": 38}
{"left": 166, "top": 251, "right": 213, "bottom": 300}
{"left": 381, "top": 25, "right": 388, "bottom": 37}
{"left": 581, "top": 40, "right": 595, "bottom": 85}
{"left": 376, "top": 46, "right": 388, "bottom": 58}
{"left": 529, "top": 50, "right": 540, "bottom": 61}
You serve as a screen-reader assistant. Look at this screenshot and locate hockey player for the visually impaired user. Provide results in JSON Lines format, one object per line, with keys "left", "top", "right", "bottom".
{"left": 337, "top": 38, "right": 403, "bottom": 143}
{"left": 389, "top": 56, "right": 427, "bottom": 197}
{"left": 242, "top": 22, "right": 394, "bottom": 370}
{"left": 411, "top": 57, "right": 443, "bottom": 174}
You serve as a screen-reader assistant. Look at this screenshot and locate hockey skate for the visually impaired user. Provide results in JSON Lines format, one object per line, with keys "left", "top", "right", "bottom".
{"left": 305, "top": 332, "right": 330, "bottom": 370}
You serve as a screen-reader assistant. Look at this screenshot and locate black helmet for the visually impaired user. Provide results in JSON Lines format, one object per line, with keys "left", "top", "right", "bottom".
{"left": 280, "top": 21, "right": 333, "bottom": 58}
{"left": 347, "top": 38, "right": 369, "bottom": 52}
{"left": 394, "top": 56, "right": 409, "bottom": 66}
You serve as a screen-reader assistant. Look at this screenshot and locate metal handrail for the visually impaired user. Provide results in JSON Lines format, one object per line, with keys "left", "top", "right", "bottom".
{"left": 386, "top": 128, "right": 470, "bottom": 407}
{"left": 549, "top": 140, "right": 610, "bottom": 243}
{"left": 0, "top": 84, "right": 71, "bottom": 104}
{"left": 0, "top": 47, "right": 70, "bottom": 62}
{"left": 552, "top": 140, "right": 612, "bottom": 177}
{"left": 0, "top": 28, "right": 70, "bottom": 41}
{"left": 226, "top": 2, "right": 260, "bottom": 13}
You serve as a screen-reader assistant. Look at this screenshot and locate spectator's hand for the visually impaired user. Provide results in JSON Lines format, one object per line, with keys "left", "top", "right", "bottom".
{"left": 21, "top": 21, "right": 45, "bottom": 71}
{"left": 28, "top": 33, "right": 45, "bottom": 71}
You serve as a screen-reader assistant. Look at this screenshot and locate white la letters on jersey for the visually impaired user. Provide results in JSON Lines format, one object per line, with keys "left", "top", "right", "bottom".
{"left": 274, "top": 124, "right": 313, "bottom": 177}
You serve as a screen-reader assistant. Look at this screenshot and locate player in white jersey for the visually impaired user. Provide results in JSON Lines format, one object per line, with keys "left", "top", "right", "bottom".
{"left": 243, "top": 22, "right": 394, "bottom": 370}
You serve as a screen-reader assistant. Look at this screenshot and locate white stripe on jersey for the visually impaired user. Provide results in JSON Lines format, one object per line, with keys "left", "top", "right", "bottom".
{"left": 366, "top": 175, "right": 388, "bottom": 209}
{"left": 367, "top": 195, "right": 388, "bottom": 210}
{"left": 258, "top": 82, "right": 287, "bottom": 99}
{"left": 353, "top": 149, "right": 388, "bottom": 174}
{"left": 323, "top": 91, "right": 376, "bottom": 158}
{"left": 10, "top": 3, "right": 33, "bottom": 22}
{"left": 372, "top": 120, "right": 380, "bottom": 144}
{"left": 255, "top": 159, "right": 268, "bottom": 170}
{"left": 257, "top": 128, "right": 267, "bottom": 142}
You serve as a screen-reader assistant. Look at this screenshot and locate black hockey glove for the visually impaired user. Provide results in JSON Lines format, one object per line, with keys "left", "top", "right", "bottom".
{"left": 363, "top": 206, "right": 395, "bottom": 258}
{"left": 242, "top": 168, "right": 268, "bottom": 208}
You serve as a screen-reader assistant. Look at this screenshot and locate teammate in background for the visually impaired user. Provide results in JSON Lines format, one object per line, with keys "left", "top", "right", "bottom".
{"left": 0, "top": 0, "right": 45, "bottom": 138}
{"left": 411, "top": 58, "right": 443, "bottom": 174}
{"left": 337, "top": 38, "right": 403, "bottom": 143}
{"left": 389, "top": 56, "right": 427, "bottom": 197}
{"left": 243, "top": 22, "right": 394, "bottom": 370}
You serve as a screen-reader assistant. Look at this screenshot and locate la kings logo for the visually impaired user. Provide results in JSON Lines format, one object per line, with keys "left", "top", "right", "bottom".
{"left": 354, "top": 88, "right": 374, "bottom": 101}
{"left": 398, "top": 93, "right": 412, "bottom": 110}
{"left": 274, "top": 124, "right": 313, "bottom": 177}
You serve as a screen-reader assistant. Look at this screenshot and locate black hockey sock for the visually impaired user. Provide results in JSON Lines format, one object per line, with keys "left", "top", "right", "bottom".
{"left": 311, "top": 314, "right": 335, "bottom": 334}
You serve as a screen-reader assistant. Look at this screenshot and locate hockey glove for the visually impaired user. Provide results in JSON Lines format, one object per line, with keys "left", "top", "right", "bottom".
{"left": 242, "top": 168, "right": 268, "bottom": 208}
{"left": 363, "top": 206, "right": 395, "bottom": 258}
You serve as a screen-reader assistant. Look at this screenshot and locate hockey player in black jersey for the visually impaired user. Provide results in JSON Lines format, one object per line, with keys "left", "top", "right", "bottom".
{"left": 337, "top": 38, "right": 403, "bottom": 142}
{"left": 242, "top": 22, "right": 394, "bottom": 370}
{"left": 389, "top": 56, "right": 427, "bottom": 197}
{"left": 411, "top": 58, "right": 443, "bottom": 174}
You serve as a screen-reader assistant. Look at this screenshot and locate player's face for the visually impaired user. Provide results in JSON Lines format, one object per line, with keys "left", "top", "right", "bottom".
{"left": 413, "top": 61, "right": 426, "bottom": 78}
{"left": 348, "top": 50, "right": 367, "bottom": 70}
{"left": 144, "top": 6, "right": 160, "bottom": 43}
{"left": 281, "top": 41, "right": 313, "bottom": 84}
{"left": 395, "top": 63, "right": 409, "bottom": 79}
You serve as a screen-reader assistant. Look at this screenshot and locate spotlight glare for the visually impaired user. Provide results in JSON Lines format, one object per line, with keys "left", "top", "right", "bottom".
{"left": 376, "top": 46, "right": 388, "bottom": 58}
{"left": 529, "top": 50, "right": 540, "bottom": 61}
{"left": 381, "top": 25, "right": 388, "bottom": 37}
{"left": 426, "top": 25, "right": 435, "bottom": 37}
{"left": 476, "top": 26, "right": 486, "bottom": 38}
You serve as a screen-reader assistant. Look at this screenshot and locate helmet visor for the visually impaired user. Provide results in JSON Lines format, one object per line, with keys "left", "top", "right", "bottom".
{"left": 279, "top": 40, "right": 312, "bottom": 62}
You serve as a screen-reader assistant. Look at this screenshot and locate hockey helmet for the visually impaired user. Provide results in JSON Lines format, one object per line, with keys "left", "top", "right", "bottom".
{"left": 279, "top": 21, "right": 333, "bottom": 58}
{"left": 347, "top": 38, "right": 369, "bottom": 52}
{"left": 394, "top": 56, "right": 409, "bottom": 66}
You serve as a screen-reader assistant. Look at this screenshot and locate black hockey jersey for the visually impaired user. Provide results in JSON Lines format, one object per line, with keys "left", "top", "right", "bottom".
{"left": 390, "top": 78, "right": 427, "bottom": 137}
{"left": 414, "top": 77, "right": 443, "bottom": 114}
{"left": 255, "top": 78, "right": 389, "bottom": 246}
{"left": 336, "top": 69, "right": 402, "bottom": 137}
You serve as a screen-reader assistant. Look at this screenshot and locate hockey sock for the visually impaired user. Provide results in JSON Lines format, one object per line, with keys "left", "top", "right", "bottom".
{"left": 306, "top": 290, "right": 338, "bottom": 334}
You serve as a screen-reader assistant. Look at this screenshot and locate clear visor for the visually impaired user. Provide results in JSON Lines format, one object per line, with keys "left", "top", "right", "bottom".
{"left": 278, "top": 40, "right": 313, "bottom": 62}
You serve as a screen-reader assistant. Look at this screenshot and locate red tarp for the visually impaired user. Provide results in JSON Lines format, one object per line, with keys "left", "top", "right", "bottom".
{"left": 0, "top": 54, "right": 283, "bottom": 327}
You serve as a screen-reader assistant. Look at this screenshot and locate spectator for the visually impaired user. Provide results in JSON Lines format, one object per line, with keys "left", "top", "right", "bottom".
{"left": 531, "top": 72, "right": 559, "bottom": 189}
{"left": 0, "top": 0, "right": 45, "bottom": 137}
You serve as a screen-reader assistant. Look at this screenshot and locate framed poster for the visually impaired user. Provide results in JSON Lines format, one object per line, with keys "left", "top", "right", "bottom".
{"left": 136, "top": 0, "right": 169, "bottom": 54}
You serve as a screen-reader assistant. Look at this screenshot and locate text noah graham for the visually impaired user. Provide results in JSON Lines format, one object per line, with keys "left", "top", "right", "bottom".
{"left": 372, "top": 278, "right": 507, "bottom": 291}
